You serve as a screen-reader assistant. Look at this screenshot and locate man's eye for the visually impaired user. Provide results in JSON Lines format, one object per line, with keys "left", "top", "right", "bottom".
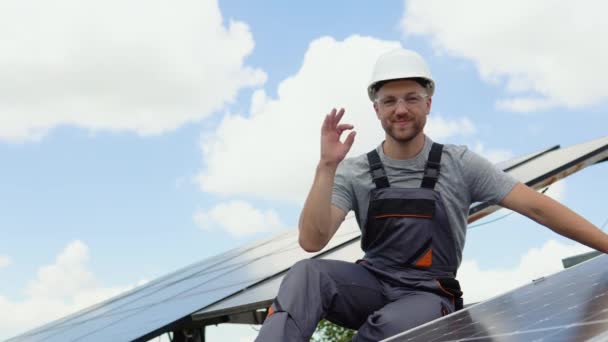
{"left": 382, "top": 99, "right": 396, "bottom": 105}
{"left": 406, "top": 96, "right": 421, "bottom": 103}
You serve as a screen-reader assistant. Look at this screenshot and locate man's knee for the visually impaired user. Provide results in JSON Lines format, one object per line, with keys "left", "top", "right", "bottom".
{"left": 280, "top": 259, "right": 335, "bottom": 304}
{"left": 292, "top": 258, "right": 323, "bottom": 270}
{"left": 288, "top": 259, "right": 325, "bottom": 279}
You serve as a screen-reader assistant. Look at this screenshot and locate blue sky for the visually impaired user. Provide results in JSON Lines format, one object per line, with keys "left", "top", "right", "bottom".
{"left": 1, "top": 0, "right": 607, "bottom": 340}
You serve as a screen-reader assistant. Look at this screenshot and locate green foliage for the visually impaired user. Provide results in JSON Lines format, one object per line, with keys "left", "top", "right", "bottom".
{"left": 311, "top": 319, "right": 356, "bottom": 342}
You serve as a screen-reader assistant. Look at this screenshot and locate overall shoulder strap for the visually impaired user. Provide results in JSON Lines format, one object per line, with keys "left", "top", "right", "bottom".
{"left": 421, "top": 143, "right": 444, "bottom": 189}
{"left": 367, "top": 149, "right": 390, "bottom": 189}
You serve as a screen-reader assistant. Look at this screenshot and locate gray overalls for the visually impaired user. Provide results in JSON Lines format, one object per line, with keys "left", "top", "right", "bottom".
{"left": 256, "top": 143, "right": 463, "bottom": 342}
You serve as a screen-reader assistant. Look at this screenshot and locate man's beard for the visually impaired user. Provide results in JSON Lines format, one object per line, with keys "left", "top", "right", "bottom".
{"left": 382, "top": 118, "right": 424, "bottom": 144}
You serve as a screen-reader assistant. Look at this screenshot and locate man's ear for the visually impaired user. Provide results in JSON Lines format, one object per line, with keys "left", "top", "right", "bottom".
{"left": 426, "top": 96, "right": 432, "bottom": 115}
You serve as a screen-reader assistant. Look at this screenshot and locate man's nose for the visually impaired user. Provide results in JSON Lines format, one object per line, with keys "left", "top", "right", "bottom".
{"left": 395, "top": 98, "right": 409, "bottom": 113}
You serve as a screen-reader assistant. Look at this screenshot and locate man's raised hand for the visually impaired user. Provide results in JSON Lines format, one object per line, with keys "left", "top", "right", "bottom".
{"left": 320, "top": 108, "right": 356, "bottom": 167}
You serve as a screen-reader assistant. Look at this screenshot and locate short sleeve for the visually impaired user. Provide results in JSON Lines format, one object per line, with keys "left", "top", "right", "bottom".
{"left": 331, "top": 160, "right": 354, "bottom": 213}
{"left": 461, "top": 148, "right": 519, "bottom": 204}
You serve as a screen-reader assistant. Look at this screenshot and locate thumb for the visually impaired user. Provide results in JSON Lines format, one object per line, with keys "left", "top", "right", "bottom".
{"left": 343, "top": 131, "right": 356, "bottom": 150}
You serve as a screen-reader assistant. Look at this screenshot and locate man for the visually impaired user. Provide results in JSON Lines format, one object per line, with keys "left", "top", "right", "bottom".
{"left": 255, "top": 49, "right": 608, "bottom": 341}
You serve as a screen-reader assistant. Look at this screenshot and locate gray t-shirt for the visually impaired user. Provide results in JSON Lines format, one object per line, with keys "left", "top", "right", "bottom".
{"left": 332, "top": 135, "right": 518, "bottom": 267}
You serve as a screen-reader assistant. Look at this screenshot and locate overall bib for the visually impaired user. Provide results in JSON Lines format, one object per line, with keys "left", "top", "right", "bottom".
{"left": 255, "top": 143, "right": 463, "bottom": 342}
{"left": 359, "top": 143, "right": 463, "bottom": 307}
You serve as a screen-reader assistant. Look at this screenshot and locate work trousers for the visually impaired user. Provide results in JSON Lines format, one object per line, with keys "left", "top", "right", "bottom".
{"left": 255, "top": 259, "right": 454, "bottom": 341}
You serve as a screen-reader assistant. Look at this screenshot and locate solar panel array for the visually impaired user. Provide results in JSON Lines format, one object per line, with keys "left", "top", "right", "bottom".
{"left": 7, "top": 136, "right": 608, "bottom": 342}
{"left": 384, "top": 254, "right": 608, "bottom": 342}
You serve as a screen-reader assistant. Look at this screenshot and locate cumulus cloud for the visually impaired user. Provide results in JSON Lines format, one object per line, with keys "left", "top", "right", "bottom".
{"left": 198, "top": 35, "right": 479, "bottom": 203}
{"left": 401, "top": 0, "right": 608, "bottom": 112}
{"left": 472, "top": 142, "right": 515, "bottom": 164}
{"left": 194, "top": 200, "right": 284, "bottom": 237}
{"left": 459, "top": 239, "right": 592, "bottom": 304}
{"left": 0, "top": 0, "right": 266, "bottom": 142}
{"left": 0, "top": 255, "right": 10, "bottom": 268}
{"left": 427, "top": 114, "right": 476, "bottom": 140}
{"left": 0, "top": 241, "right": 142, "bottom": 340}
{"left": 25, "top": 240, "right": 96, "bottom": 299}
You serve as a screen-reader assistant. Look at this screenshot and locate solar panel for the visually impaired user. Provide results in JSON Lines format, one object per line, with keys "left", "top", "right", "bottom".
{"left": 6, "top": 231, "right": 295, "bottom": 341}
{"left": 192, "top": 216, "right": 363, "bottom": 323}
{"left": 6, "top": 225, "right": 360, "bottom": 342}
{"left": 383, "top": 254, "right": 608, "bottom": 342}
{"left": 7, "top": 136, "right": 607, "bottom": 342}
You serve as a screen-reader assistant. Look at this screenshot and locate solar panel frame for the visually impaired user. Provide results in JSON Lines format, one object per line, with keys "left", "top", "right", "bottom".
{"left": 495, "top": 144, "right": 560, "bottom": 172}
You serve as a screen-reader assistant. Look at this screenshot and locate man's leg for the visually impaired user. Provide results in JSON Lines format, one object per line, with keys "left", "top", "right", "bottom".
{"left": 255, "top": 259, "right": 385, "bottom": 342}
{"left": 353, "top": 290, "right": 454, "bottom": 342}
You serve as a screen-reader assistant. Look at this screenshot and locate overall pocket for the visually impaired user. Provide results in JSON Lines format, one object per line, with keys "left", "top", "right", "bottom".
{"left": 363, "top": 198, "right": 436, "bottom": 268}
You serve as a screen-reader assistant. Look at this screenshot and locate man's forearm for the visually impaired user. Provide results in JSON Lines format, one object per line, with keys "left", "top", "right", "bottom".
{"left": 502, "top": 183, "right": 608, "bottom": 253}
{"left": 530, "top": 194, "right": 608, "bottom": 253}
{"left": 298, "top": 162, "right": 338, "bottom": 252}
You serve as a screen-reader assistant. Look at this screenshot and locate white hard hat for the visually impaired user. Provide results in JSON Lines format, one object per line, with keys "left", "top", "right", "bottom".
{"left": 367, "top": 48, "right": 435, "bottom": 101}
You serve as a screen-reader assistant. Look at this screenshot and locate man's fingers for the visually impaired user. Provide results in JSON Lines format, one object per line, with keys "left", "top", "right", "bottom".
{"left": 328, "top": 108, "right": 337, "bottom": 127}
{"left": 323, "top": 108, "right": 337, "bottom": 129}
{"left": 335, "top": 108, "right": 345, "bottom": 125}
{"left": 336, "top": 123, "right": 354, "bottom": 134}
{"left": 343, "top": 131, "right": 356, "bottom": 149}
{"left": 323, "top": 108, "right": 347, "bottom": 133}
{"left": 322, "top": 114, "right": 331, "bottom": 132}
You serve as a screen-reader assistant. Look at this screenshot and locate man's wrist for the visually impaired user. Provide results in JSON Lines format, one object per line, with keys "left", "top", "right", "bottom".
{"left": 317, "top": 159, "right": 339, "bottom": 172}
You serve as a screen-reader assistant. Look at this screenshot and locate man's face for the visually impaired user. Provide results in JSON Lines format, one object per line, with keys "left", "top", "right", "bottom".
{"left": 373, "top": 79, "right": 432, "bottom": 144}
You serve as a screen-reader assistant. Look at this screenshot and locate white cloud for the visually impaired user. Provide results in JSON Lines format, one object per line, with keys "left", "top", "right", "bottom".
{"left": 198, "top": 35, "right": 480, "bottom": 203}
{"left": 459, "top": 239, "right": 592, "bottom": 304}
{"left": 194, "top": 200, "right": 284, "bottom": 237}
{"left": 0, "top": 255, "right": 10, "bottom": 268}
{"left": 0, "top": 241, "right": 141, "bottom": 341}
{"left": 25, "top": 240, "right": 96, "bottom": 299}
{"left": 0, "top": 0, "right": 266, "bottom": 142}
{"left": 401, "top": 0, "right": 608, "bottom": 112}
{"left": 472, "top": 142, "right": 515, "bottom": 164}
{"left": 205, "top": 324, "right": 258, "bottom": 342}
{"left": 426, "top": 114, "right": 476, "bottom": 140}
{"left": 495, "top": 97, "right": 558, "bottom": 112}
